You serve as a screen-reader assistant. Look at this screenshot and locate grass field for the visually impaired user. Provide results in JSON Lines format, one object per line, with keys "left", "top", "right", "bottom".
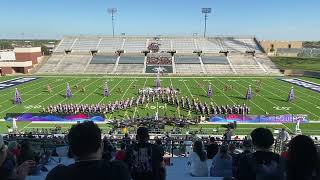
{"left": 271, "top": 57, "right": 320, "bottom": 72}
{"left": 0, "top": 75, "right": 320, "bottom": 135}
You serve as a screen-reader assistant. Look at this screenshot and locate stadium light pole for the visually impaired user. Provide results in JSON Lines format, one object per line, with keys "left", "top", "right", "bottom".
{"left": 108, "top": 8, "right": 117, "bottom": 38}
{"left": 202, "top": 8, "right": 212, "bottom": 38}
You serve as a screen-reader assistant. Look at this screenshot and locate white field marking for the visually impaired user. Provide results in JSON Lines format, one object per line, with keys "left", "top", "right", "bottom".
{"left": 249, "top": 79, "right": 320, "bottom": 119}
{"left": 19, "top": 122, "right": 32, "bottom": 131}
{"left": 266, "top": 79, "right": 320, "bottom": 105}
{"left": 121, "top": 78, "right": 136, "bottom": 100}
{"left": 21, "top": 78, "right": 83, "bottom": 113}
{"left": 133, "top": 77, "right": 148, "bottom": 118}
{"left": 273, "top": 106, "right": 291, "bottom": 111}
{"left": 36, "top": 75, "right": 277, "bottom": 79}
{"left": 0, "top": 78, "right": 49, "bottom": 97}
{"left": 76, "top": 78, "right": 105, "bottom": 104}
{"left": 0, "top": 78, "right": 76, "bottom": 114}
{"left": 192, "top": 78, "right": 218, "bottom": 106}
{"left": 217, "top": 79, "right": 265, "bottom": 112}
{"left": 97, "top": 78, "right": 124, "bottom": 104}
{"left": 233, "top": 80, "right": 290, "bottom": 114}
{"left": 181, "top": 77, "right": 194, "bottom": 98}
{"left": 281, "top": 123, "right": 294, "bottom": 134}
{"left": 212, "top": 79, "right": 238, "bottom": 105}
{"left": 0, "top": 78, "right": 60, "bottom": 105}
{"left": 23, "top": 126, "right": 111, "bottom": 129}
{"left": 169, "top": 78, "right": 173, "bottom": 88}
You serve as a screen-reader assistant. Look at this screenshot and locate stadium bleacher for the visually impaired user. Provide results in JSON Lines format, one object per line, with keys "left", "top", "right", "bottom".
{"left": 37, "top": 36, "right": 281, "bottom": 75}
{"left": 175, "top": 55, "right": 200, "bottom": 64}
{"left": 90, "top": 55, "right": 117, "bottom": 64}
{"left": 201, "top": 55, "right": 229, "bottom": 64}
{"left": 119, "top": 55, "right": 145, "bottom": 64}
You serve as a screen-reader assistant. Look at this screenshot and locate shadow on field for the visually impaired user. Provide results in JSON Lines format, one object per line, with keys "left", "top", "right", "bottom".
{"left": 268, "top": 97, "right": 287, "bottom": 102}
{"left": 94, "top": 92, "right": 104, "bottom": 96}
{"left": 230, "top": 95, "right": 246, "bottom": 100}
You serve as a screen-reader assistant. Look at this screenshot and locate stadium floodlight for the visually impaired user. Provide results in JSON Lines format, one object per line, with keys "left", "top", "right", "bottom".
{"left": 108, "top": 8, "right": 117, "bottom": 38}
{"left": 202, "top": 8, "right": 212, "bottom": 38}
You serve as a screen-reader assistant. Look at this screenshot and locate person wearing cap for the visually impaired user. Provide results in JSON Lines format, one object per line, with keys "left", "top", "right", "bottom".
{"left": 124, "top": 127, "right": 164, "bottom": 180}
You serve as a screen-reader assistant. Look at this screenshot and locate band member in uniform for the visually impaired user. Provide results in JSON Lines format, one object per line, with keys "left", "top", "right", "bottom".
{"left": 47, "top": 85, "right": 52, "bottom": 93}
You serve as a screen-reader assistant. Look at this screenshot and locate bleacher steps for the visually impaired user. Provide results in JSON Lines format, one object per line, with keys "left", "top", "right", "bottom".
{"left": 226, "top": 56, "right": 237, "bottom": 74}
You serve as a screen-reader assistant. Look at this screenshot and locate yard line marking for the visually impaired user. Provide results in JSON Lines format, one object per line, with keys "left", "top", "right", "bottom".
{"left": 0, "top": 77, "right": 49, "bottom": 97}
{"left": 234, "top": 80, "right": 291, "bottom": 114}
{"left": 0, "top": 78, "right": 59, "bottom": 105}
{"left": 19, "top": 122, "right": 32, "bottom": 131}
{"left": 0, "top": 78, "right": 76, "bottom": 114}
{"left": 133, "top": 77, "right": 148, "bottom": 118}
{"left": 21, "top": 78, "right": 83, "bottom": 113}
{"left": 253, "top": 79, "right": 320, "bottom": 119}
{"left": 121, "top": 78, "right": 136, "bottom": 100}
{"left": 212, "top": 79, "right": 241, "bottom": 105}
{"left": 281, "top": 123, "right": 294, "bottom": 134}
{"left": 217, "top": 78, "right": 266, "bottom": 113}
{"left": 73, "top": 78, "right": 104, "bottom": 104}
{"left": 97, "top": 78, "right": 124, "bottom": 104}
{"left": 180, "top": 77, "right": 194, "bottom": 98}
{"left": 192, "top": 78, "right": 218, "bottom": 106}
{"left": 57, "top": 78, "right": 102, "bottom": 104}
{"left": 266, "top": 79, "right": 320, "bottom": 104}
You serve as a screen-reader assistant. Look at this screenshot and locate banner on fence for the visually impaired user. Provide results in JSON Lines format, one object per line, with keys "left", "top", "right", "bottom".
{"left": 5, "top": 113, "right": 105, "bottom": 122}
{"left": 209, "top": 114, "right": 309, "bottom": 123}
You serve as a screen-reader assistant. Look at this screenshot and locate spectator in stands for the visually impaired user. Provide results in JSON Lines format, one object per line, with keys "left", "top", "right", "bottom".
{"left": 240, "top": 139, "right": 253, "bottom": 155}
{"left": 125, "top": 127, "right": 164, "bottom": 180}
{"left": 210, "top": 145, "right": 233, "bottom": 177}
{"left": 236, "top": 128, "right": 285, "bottom": 180}
{"left": 18, "top": 140, "right": 38, "bottom": 165}
{"left": 0, "top": 135, "right": 35, "bottom": 180}
{"left": 155, "top": 139, "right": 165, "bottom": 157}
{"left": 115, "top": 144, "right": 126, "bottom": 161}
{"left": 277, "top": 128, "right": 290, "bottom": 144}
{"left": 8, "top": 141, "right": 20, "bottom": 165}
{"left": 45, "top": 121, "right": 130, "bottom": 180}
{"left": 122, "top": 133, "right": 131, "bottom": 147}
{"left": 102, "top": 137, "right": 116, "bottom": 161}
{"left": 206, "top": 137, "right": 219, "bottom": 159}
{"left": 187, "top": 140, "right": 208, "bottom": 177}
{"left": 286, "top": 135, "right": 320, "bottom": 180}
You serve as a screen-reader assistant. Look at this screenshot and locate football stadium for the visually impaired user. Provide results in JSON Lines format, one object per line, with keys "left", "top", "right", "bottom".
{"left": 0, "top": 1, "right": 320, "bottom": 180}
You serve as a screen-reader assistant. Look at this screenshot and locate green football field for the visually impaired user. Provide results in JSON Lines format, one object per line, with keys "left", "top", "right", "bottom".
{"left": 0, "top": 75, "right": 320, "bottom": 135}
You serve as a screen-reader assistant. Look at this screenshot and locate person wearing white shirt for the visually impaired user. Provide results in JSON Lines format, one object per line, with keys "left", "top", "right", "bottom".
{"left": 187, "top": 140, "right": 208, "bottom": 177}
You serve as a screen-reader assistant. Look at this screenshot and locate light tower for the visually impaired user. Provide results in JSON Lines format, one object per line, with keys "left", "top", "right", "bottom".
{"left": 202, "top": 8, "right": 212, "bottom": 38}
{"left": 108, "top": 8, "right": 117, "bottom": 38}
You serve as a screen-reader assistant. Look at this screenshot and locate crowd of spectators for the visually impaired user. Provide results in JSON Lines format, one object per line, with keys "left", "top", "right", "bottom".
{"left": 1, "top": 121, "right": 320, "bottom": 180}
{"left": 146, "top": 56, "right": 172, "bottom": 65}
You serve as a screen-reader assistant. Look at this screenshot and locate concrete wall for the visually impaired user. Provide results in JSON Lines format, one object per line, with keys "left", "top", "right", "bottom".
{"left": 14, "top": 47, "right": 41, "bottom": 53}
{"left": 259, "top": 40, "right": 303, "bottom": 53}
{"left": 0, "top": 51, "right": 16, "bottom": 61}
{"left": 0, "top": 61, "right": 33, "bottom": 67}
{"left": 15, "top": 52, "right": 42, "bottom": 64}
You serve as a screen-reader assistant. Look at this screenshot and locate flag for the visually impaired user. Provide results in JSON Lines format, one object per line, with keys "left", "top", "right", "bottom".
{"left": 65, "top": 83, "right": 72, "bottom": 98}
{"left": 207, "top": 83, "right": 213, "bottom": 97}
{"left": 288, "top": 86, "right": 295, "bottom": 102}
{"left": 246, "top": 85, "right": 253, "bottom": 100}
{"left": 104, "top": 82, "right": 109, "bottom": 97}
{"left": 14, "top": 88, "right": 22, "bottom": 104}
{"left": 155, "top": 68, "right": 161, "bottom": 88}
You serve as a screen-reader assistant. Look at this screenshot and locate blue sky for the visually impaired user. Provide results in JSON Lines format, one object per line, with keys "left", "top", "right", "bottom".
{"left": 0, "top": 0, "right": 320, "bottom": 40}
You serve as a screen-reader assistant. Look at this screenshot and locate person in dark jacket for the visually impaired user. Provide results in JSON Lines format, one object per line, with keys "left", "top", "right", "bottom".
{"left": 46, "top": 121, "right": 130, "bottom": 180}
{"left": 206, "top": 137, "right": 219, "bottom": 159}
